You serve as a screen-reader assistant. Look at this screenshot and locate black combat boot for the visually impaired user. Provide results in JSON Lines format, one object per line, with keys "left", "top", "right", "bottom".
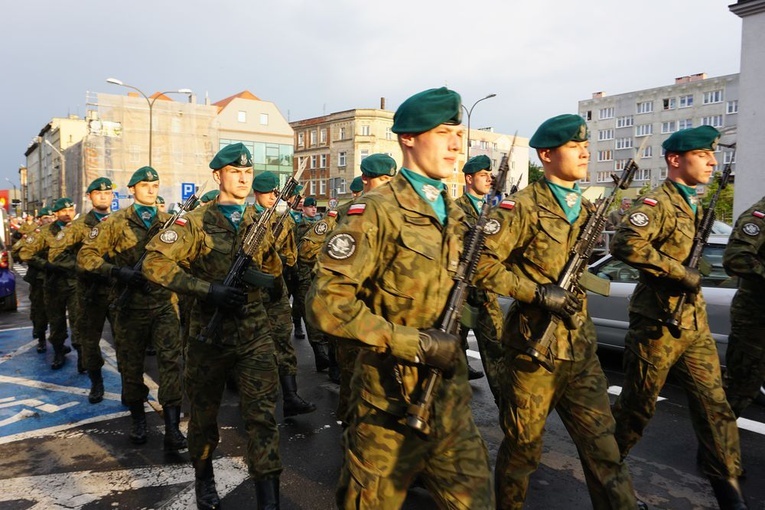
{"left": 327, "top": 345, "right": 340, "bottom": 384}
{"left": 255, "top": 476, "right": 280, "bottom": 510}
{"left": 128, "top": 402, "right": 148, "bottom": 445}
{"left": 280, "top": 375, "right": 316, "bottom": 417}
{"left": 293, "top": 318, "right": 305, "bottom": 339}
{"left": 36, "top": 332, "right": 47, "bottom": 353}
{"left": 311, "top": 343, "right": 330, "bottom": 372}
{"left": 163, "top": 406, "right": 188, "bottom": 452}
{"left": 467, "top": 364, "right": 485, "bottom": 380}
{"left": 193, "top": 458, "right": 221, "bottom": 510}
{"left": 709, "top": 477, "right": 748, "bottom": 510}
{"left": 88, "top": 369, "right": 104, "bottom": 404}
{"left": 51, "top": 346, "right": 67, "bottom": 370}
{"left": 74, "top": 345, "right": 86, "bottom": 374}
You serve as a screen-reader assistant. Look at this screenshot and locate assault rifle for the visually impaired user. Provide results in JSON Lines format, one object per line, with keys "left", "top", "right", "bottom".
{"left": 406, "top": 135, "right": 516, "bottom": 435}
{"left": 197, "top": 162, "right": 307, "bottom": 345}
{"left": 272, "top": 186, "right": 304, "bottom": 242}
{"left": 508, "top": 174, "right": 523, "bottom": 195}
{"left": 666, "top": 143, "right": 735, "bottom": 337}
{"left": 524, "top": 138, "right": 647, "bottom": 372}
{"left": 111, "top": 184, "right": 204, "bottom": 310}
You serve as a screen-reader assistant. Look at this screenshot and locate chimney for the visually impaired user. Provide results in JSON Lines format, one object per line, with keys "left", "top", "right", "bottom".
{"left": 592, "top": 91, "right": 606, "bottom": 99}
{"left": 380, "top": 97, "right": 386, "bottom": 110}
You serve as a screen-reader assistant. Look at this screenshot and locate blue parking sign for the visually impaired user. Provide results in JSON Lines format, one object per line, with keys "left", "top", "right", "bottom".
{"left": 111, "top": 191, "right": 120, "bottom": 211}
{"left": 181, "top": 182, "right": 195, "bottom": 200}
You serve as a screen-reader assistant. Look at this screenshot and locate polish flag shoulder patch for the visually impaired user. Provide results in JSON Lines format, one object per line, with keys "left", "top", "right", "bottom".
{"left": 643, "top": 198, "right": 658, "bottom": 207}
{"left": 499, "top": 200, "right": 515, "bottom": 210}
{"left": 348, "top": 204, "right": 366, "bottom": 215}
{"left": 752, "top": 210, "right": 765, "bottom": 219}
{"left": 327, "top": 210, "right": 338, "bottom": 218}
{"left": 174, "top": 217, "right": 188, "bottom": 226}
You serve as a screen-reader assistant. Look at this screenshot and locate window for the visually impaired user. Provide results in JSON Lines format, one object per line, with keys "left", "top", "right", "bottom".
{"left": 642, "top": 145, "right": 653, "bottom": 158}
{"left": 360, "top": 125, "right": 371, "bottom": 136}
{"left": 320, "top": 179, "right": 326, "bottom": 195}
{"left": 584, "top": 110, "right": 592, "bottom": 121}
{"left": 360, "top": 149, "right": 369, "bottom": 161}
{"left": 339, "top": 127, "right": 346, "bottom": 139}
{"left": 635, "top": 168, "right": 651, "bottom": 181}
{"left": 659, "top": 167, "right": 668, "bottom": 180}
{"left": 338, "top": 151, "right": 347, "bottom": 167}
{"left": 339, "top": 178, "right": 347, "bottom": 194}
{"left": 635, "top": 124, "right": 652, "bottom": 137}
{"left": 615, "top": 159, "right": 628, "bottom": 171}
{"left": 598, "top": 150, "right": 613, "bottom": 162}
{"left": 310, "top": 131, "right": 317, "bottom": 146}
{"left": 661, "top": 121, "right": 677, "bottom": 134}
{"left": 596, "top": 171, "right": 611, "bottom": 183}
{"left": 298, "top": 133, "right": 304, "bottom": 147}
{"left": 724, "top": 151, "right": 736, "bottom": 165}
{"left": 599, "top": 107, "right": 614, "bottom": 119}
{"left": 598, "top": 129, "right": 614, "bottom": 141}
{"left": 663, "top": 98, "right": 676, "bottom": 110}
{"left": 703, "top": 90, "right": 723, "bottom": 104}
{"left": 616, "top": 116, "right": 634, "bottom": 128}
{"left": 309, "top": 180, "right": 316, "bottom": 195}
{"left": 129, "top": 145, "right": 141, "bottom": 164}
{"left": 615, "top": 138, "right": 633, "bottom": 150}
{"left": 727, "top": 100, "right": 738, "bottom": 114}
{"left": 451, "top": 183, "right": 458, "bottom": 198}
{"left": 678, "top": 119, "right": 693, "bottom": 130}
{"left": 679, "top": 94, "right": 694, "bottom": 108}
{"left": 310, "top": 155, "right": 317, "bottom": 169}
{"left": 636, "top": 101, "right": 653, "bottom": 114}
{"left": 320, "top": 129, "right": 327, "bottom": 144}
{"left": 259, "top": 113, "right": 269, "bottom": 125}
{"left": 237, "top": 111, "right": 247, "bottom": 123}
{"left": 701, "top": 115, "right": 723, "bottom": 128}
{"left": 320, "top": 154, "right": 327, "bottom": 168}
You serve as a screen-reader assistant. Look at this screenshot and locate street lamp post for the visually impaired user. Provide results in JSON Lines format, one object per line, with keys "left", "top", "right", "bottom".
{"left": 106, "top": 78, "right": 192, "bottom": 167}
{"left": 461, "top": 93, "right": 497, "bottom": 160}
{"left": 44, "top": 140, "right": 66, "bottom": 197}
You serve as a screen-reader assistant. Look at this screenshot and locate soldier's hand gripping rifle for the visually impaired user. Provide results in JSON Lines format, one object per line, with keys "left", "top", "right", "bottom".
{"left": 111, "top": 183, "right": 205, "bottom": 310}
{"left": 406, "top": 136, "right": 516, "bottom": 435}
{"left": 665, "top": 143, "right": 735, "bottom": 337}
{"left": 524, "top": 138, "right": 647, "bottom": 372}
{"left": 272, "top": 184, "right": 304, "bottom": 242}
{"left": 197, "top": 162, "right": 306, "bottom": 345}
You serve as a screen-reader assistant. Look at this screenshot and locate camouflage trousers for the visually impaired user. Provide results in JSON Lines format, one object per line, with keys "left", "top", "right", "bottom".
{"left": 296, "top": 261, "right": 326, "bottom": 346}
{"left": 460, "top": 293, "right": 505, "bottom": 403}
{"left": 113, "top": 301, "right": 182, "bottom": 407}
{"left": 496, "top": 347, "right": 636, "bottom": 510}
{"left": 337, "top": 401, "right": 494, "bottom": 509}
{"left": 335, "top": 338, "right": 360, "bottom": 425}
{"left": 75, "top": 279, "right": 114, "bottom": 371}
{"left": 44, "top": 273, "right": 78, "bottom": 350}
{"left": 284, "top": 263, "right": 302, "bottom": 324}
{"left": 263, "top": 276, "right": 297, "bottom": 376}
{"left": 185, "top": 322, "right": 281, "bottom": 480}
{"left": 612, "top": 313, "right": 742, "bottom": 479}
{"left": 28, "top": 275, "right": 48, "bottom": 338}
{"left": 724, "top": 323, "right": 765, "bottom": 417}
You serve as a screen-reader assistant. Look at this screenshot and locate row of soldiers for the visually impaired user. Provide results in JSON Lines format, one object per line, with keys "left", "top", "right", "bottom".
{"left": 9, "top": 86, "right": 763, "bottom": 510}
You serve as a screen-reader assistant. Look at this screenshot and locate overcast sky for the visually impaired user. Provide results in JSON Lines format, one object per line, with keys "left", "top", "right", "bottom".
{"left": 0, "top": 0, "right": 743, "bottom": 188}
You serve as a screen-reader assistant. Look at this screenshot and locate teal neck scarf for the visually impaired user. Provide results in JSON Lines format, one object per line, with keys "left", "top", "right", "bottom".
{"left": 546, "top": 180, "right": 582, "bottom": 224}
{"left": 465, "top": 192, "right": 485, "bottom": 215}
{"left": 93, "top": 211, "right": 108, "bottom": 221}
{"left": 401, "top": 168, "right": 447, "bottom": 224}
{"left": 133, "top": 204, "right": 157, "bottom": 229}
{"left": 672, "top": 181, "right": 699, "bottom": 214}
{"left": 217, "top": 204, "right": 247, "bottom": 230}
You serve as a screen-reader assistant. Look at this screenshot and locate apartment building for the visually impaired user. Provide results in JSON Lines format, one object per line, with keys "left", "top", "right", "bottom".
{"left": 578, "top": 73, "right": 739, "bottom": 200}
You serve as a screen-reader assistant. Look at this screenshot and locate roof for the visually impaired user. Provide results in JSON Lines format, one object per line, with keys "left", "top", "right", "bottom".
{"left": 213, "top": 90, "right": 261, "bottom": 110}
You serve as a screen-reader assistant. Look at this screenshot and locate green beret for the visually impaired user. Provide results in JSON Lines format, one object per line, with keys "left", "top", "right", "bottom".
{"left": 210, "top": 143, "right": 253, "bottom": 170}
{"left": 38, "top": 207, "right": 51, "bottom": 217}
{"left": 662, "top": 125, "right": 720, "bottom": 153}
{"left": 156, "top": 196, "right": 165, "bottom": 205}
{"left": 360, "top": 153, "right": 397, "bottom": 177}
{"left": 529, "top": 114, "right": 589, "bottom": 149}
{"left": 392, "top": 87, "right": 462, "bottom": 134}
{"left": 86, "top": 177, "right": 114, "bottom": 193}
{"left": 128, "top": 166, "right": 160, "bottom": 187}
{"left": 51, "top": 197, "right": 74, "bottom": 212}
{"left": 462, "top": 155, "right": 492, "bottom": 175}
{"left": 303, "top": 197, "right": 317, "bottom": 207}
{"left": 349, "top": 176, "right": 364, "bottom": 193}
{"left": 252, "top": 171, "right": 280, "bottom": 193}
{"left": 200, "top": 190, "right": 220, "bottom": 203}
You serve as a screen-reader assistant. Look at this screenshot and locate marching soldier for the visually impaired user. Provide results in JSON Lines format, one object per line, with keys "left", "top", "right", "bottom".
{"left": 474, "top": 114, "right": 640, "bottom": 509}
{"left": 610, "top": 126, "right": 747, "bottom": 509}
{"left": 78, "top": 167, "right": 186, "bottom": 453}
{"left": 252, "top": 171, "right": 316, "bottom": 418}
{"left": 52, "top": 177, "right": 115, "bottom": 403}
{"left": 348, "top": 175, "right": 364, "bottom": 198}
{"left": 156, "top": 196, "right": 167, "bottom": 213}
{"left": 142, "top": 144, "right": 282, "bottom": 510}
{"left": 307, "top": 87, "right": 493, "bottom": 508}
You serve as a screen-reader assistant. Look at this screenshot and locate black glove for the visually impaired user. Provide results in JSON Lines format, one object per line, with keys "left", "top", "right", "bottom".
{"left": 533, "top": 284, "right": 582, "bottom": 319}
{"left": 677, "top": 267, "right": 702, "bottom": 294}
{"left": 268, "top": 279, "right": 284, "bottom": 302}
{"left": 206, "top": 283, "right": 247, "bottom": 309}
{"left": 417, "top": 328, "right": 461, "bottom": 376}
{"left": 44, "top": 262, "right": 62, "bottom": 273}
{"left": 111, "top": 266, "right": 146, "bottom": 287}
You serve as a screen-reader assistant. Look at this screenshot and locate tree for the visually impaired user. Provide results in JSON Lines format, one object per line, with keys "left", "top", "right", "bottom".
{"left": 528, "top": 161, "right": 543, "bottom": 184}
{"left": 701, "top": 177, "right": 735, "bottom": 225}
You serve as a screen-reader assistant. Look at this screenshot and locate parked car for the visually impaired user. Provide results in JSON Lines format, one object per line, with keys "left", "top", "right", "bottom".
{"left": 0, "top": 239, "right": 17, "bottom": 311}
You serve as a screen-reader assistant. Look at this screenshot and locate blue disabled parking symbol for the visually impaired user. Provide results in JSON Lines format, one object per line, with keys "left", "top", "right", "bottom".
{"left": 0, "top": 328, "right": 130, "bottom": 441}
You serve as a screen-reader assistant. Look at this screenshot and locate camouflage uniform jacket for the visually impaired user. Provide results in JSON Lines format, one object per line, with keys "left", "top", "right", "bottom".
{"left": 18, "top": 221, "right": 67, "bottom": 271}
{"left": 49, "top": 210, "right": 109, "bottom": 275}
{"left": 306, "top": 173, "right": 471, "bottom": 416}
{"left": 12, "top": 222, "right": 41, "bottom": 265}
{"left": 260, "top": 211, "right": 297, "bottom": 278}
{"left": 474, "top": 179, "right": 595, "bottom": 360}
{"left": 77, "top": 206, "right": 176, "bottom": 309}
{"left": 609, "top": 179, "right": 707, "bottom": 329}
{"left": 298, "top": 200, "right": 354, "bottom": 266}
{"left": 455, "top": 193, "right": 492, "bottom": 306}
{"left": 722, "top": 196, "right": 765, "bottom": 322}
{"left": 141, "top": 203, "right": 275, "bottom": 344}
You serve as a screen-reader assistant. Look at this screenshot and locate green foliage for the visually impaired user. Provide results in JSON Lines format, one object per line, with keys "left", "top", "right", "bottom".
{"left": 701, "top": 177, "right": 735, "bottom": 225}
{"left": 637, "top": 182, "right": 652, "bottom": 197}
{"left": 528, "top": 161, "right": 543, "bottom": 183}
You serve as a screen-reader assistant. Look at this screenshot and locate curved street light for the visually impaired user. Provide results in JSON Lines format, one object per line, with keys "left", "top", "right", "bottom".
{"left": 44, "top": 139, "right": 67, "bottom": 197}
{"left": 106, "top": 78, "right": 192, "bottom": 166}
{"left": 461, "top": 93, "right": 497, "bottom": 160}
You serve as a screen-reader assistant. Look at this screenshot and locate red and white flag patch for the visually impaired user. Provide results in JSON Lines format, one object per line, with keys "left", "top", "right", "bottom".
{"left": 643, "top": 198, "right": 658, "bottom": 207}
{"left": 327, "top": 210, "right": 338, "bottom": 218}
{"left": 348, "top": 204, "right": 366, "bottom": 215}
{"left": 753, "top": 210, "right": 765, "bottom": 219}
{"left": 174, "top": 217, "right": 188, "bottom": 226}
{"left": 500, "top": 200, "right": 515, "bottom": 210}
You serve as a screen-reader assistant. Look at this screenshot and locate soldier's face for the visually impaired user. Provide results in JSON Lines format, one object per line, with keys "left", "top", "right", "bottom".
{"left": 541, "top": 141, "right": 590, "bottom": 185}
{"left": 131, "top": 181, "right": 160, "bottom": 206}
{"left": 255, "top": 190, "right": 278, "bottom": 208}
{"left": 362, "top": 175, "right": 392, "bottom": 193}
{"left": 401, "top": 124, "right": 463, "bottom": 180}
{"left": 467, "top": 170, "right": 493, "bottom": 196}
{"left": 56, "top": 207, "right": 75, "bottom": 223}
{"left": 215, "top": 166, "right": 254, "bottom": 202}
{"left": 669, "top": 150, "right": 717, "bottom": 186}
{"left": 303, "top": 205, "right": 317, "bottom": 217}
{"left": 89, "top": 190, "right": 113, "bottom": 211}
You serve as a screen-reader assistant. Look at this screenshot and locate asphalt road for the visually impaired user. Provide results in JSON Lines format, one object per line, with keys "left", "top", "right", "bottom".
{"left": 1, "top": 266, "right": 764, "bottom": 510}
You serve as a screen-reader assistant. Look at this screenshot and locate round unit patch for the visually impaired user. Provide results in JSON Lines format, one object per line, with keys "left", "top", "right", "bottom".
{"left": 89, "top": 227, "right": 99, "bottom": 239}
{"left": 326, "top": 233, "right": 356, "bottom": 260}
{"left": 160, "top": 230, "right": 178, "bottom": 244}
{"left": 314, "top": 221, "right": 329, "bottom": 235}
{"left": 56, "top": 231, "right": 65, "bottom": 241}
{"left": 629, "top": 212, "right": 649, "bottom": 227}
{"left": 483, "top": 219, "right": 501, "bottom": 235}
{"left": 742, "top": 222, "right": 760, "bottom": 237}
